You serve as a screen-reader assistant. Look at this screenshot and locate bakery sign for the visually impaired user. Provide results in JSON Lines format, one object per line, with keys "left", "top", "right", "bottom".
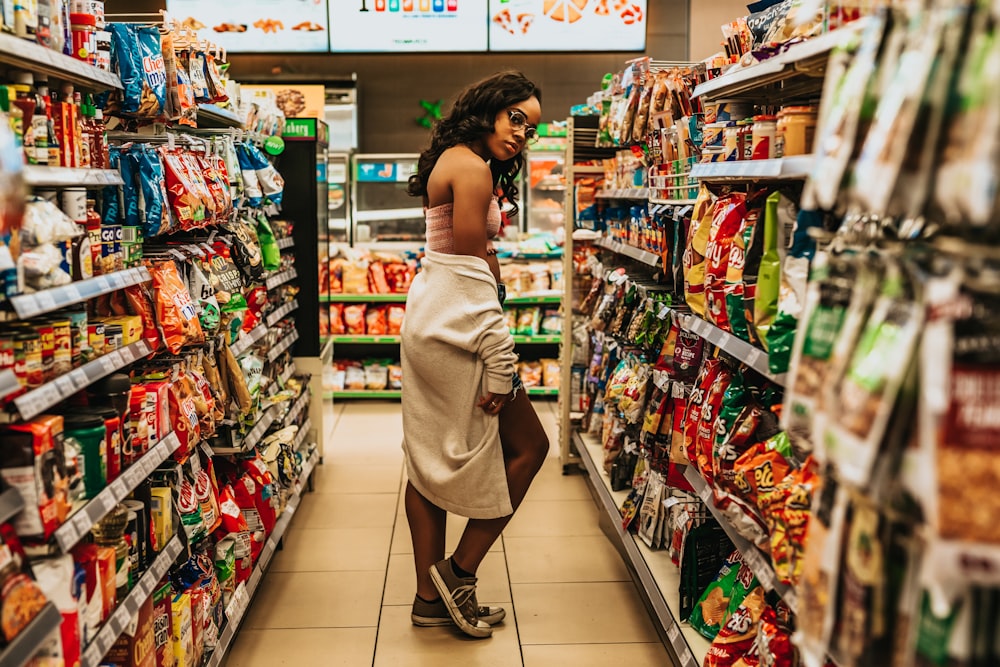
{"left": 243, "top": 85, "right": 327, "bottom": 120}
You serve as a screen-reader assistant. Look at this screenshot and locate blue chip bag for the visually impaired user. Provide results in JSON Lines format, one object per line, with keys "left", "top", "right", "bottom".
{"left": 133, "top": 145, "right": 171, "bottom": 237}
{"left": 243, "top": 143, "right": 284, "bottom": 206}
{"left": 136, "top": 26, "right": 166, "bottom": 118}
{"left": 116, "top": 146, "right": 140, "bottom": 229}
{"left": 103, "top": 146, "right": 123, "bottom": 227}
{"left": 236, "top": 144, "right": 263, "bottom": 208}
{"left": 108, "top": 24, "right": 166, "bottom": 118}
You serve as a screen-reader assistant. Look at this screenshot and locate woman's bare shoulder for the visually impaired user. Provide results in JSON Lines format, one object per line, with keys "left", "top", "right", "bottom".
{"left": 437, "top": 146, "right": 491, "bottom": 179}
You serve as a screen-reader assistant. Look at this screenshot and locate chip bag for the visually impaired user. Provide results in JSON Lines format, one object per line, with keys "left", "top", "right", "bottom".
{"left": 705, "top": 193, "right": 747, "bottom": 332}
{"left": 690, "top": 550, "right": 759, "bottom": 640}
{"left": 704, "top": 586, "right": 767, "bottom": 667}
{"left": 149, "top": 260, "right": 204, "bottom": 354}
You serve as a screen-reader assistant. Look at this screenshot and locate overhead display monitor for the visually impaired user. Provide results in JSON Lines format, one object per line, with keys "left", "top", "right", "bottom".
{"left": 165, "top": 0, "right": 331, "bottom": 53}
{"left": 488, "top": 0, "right": 647, "bottom": 52}
{"left": 329, "top": 0, "right": 489, "bottom": 52}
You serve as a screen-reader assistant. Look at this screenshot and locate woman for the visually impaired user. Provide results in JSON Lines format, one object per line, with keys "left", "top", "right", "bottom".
{"left": 401, "top": 71, "right": 549, "bottom": 639}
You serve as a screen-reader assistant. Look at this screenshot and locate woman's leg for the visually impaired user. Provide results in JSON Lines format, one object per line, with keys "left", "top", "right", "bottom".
{"left": 451, "top": 392, "right": 549, "bottom": 574}
{"left": 405, "top": 480, "right": 447, "bottom": 601}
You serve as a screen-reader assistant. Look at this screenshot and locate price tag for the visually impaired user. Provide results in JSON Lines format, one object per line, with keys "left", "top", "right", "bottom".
{"left": 99, "top": 491, "right": 118, "bottom": 513}
{"left": 35, "top": 291, "right": 57, "bottom": 313}
{"left": 99, "top": 353, "right": 120, "bottom": 375}
{"left": 783, "top": 588, "right": 798, "bottom": 611}
{"left": 675, "top": 509, "right": 692, "bottom": 529}
{"left": 667, "top": 623, "right": 680, "bottom": 643}
{"left": 745, "top": 347, "right": 763, "bottom": 368}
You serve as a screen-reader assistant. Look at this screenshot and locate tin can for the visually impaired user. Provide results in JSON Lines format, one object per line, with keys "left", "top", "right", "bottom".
{"left": 67, "top": 310, "right": 88, "bottom": 363}
{"left": 88, "top": 322, "right": 105, "bottom": 357}
{"left": 48, "top": 318, "right": 72, "bottom": 375}
{"left": 37, "top": 321, "right": 54, "bottom": 381}
{"left": 103, "top": 324, "right": 122, "bottom": 352}
{"left": 13, "top": 332, "right": 43, "bottom": 388}
{"left": 61, "top": 188, "right": 87, "bottom": 224}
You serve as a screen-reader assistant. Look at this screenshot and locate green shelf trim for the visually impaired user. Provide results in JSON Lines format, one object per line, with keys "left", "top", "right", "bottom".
{"left": 329, "top": 390, "right": 402, "bottom": 399}
{"left": 526, "top": 387, "right": 560, "bottom": 396}
{"left": 504, "top": 295, "right": 563, "bottom": 305}
{"left": 512, "top": 335, "right": 562, "bottom": 344}
{"left": 330, "top": 335, "right": 401, "bottom": 344}
{"left": 322, "top": 293, "right": 409, "bottom": 303}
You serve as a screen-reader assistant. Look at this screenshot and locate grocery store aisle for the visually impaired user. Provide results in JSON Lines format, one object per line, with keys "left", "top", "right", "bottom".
{"left": 222, "top": 399, "right": 673, "bottom": 666}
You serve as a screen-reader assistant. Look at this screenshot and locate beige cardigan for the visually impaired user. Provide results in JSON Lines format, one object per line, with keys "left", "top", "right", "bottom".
{"left": 400, "top": 249, "right": 518, "bottom": 519}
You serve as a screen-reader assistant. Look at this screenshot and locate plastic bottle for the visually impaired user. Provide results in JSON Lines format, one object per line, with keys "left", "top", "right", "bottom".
{"left": 84, "top": 94, "right": 103, "bottom": 168}
{"left": 0, "top": 87, "right": 23, "bottom": 150}
{"left": 13, "top": 0, "right": 37, "bottom": 39}
{"left": 35, "top": 75, "right": 59, "bottom": 166}
{"left": 9, "top": 73, "right": 36, "bottom": 164}
{"left": 74, "top": 91, "right": 89, "bottom": 168}
{"left": 28, "top": 83, "right": 47, "bottom": 166}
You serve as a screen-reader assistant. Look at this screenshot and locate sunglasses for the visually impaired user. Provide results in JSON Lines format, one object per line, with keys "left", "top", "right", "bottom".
{"left": 507, "top": 109, "right": 539, "bottom": 144}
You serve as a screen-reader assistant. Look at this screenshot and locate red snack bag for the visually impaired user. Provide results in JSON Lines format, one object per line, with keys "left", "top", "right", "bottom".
{"left": 232, "top": 476, "right": 265, "bottom": 562}
{"left": 159, "top": 148, "right": 206, "bottom": 229}
{"left": 366, "top": 306, "right": 388, "bottom": 336}
{"left": 240, "top": 457, "right": 277, "bottom": 535}
{"left": 695, "top": 366, "right": 734, "bottom": 483}
{"left": 368, "top": 261, "right": 391, "bottom": 294}
{"left": 385, "top": 262, "right": 412, "bottom": 293}
{"left": 704, "top": 193, "right": 747, "bottom": 332}
{"left": 149, "top": 260, "right": 205, "bottom": 354}
{"left": 344, "top": 304, "right": 367, "bottom": 335}
{"left": 704, "top": 586, "right": 767, "bottom": 667}
{"left": 756, "top": 603, "right": 796, "bottom": 666}
{"left": 217, "top": 485, "right": 248, "bottom": 535}
{"left": 682, "top": 358, "right": 721, "bottom": 465}
{"left": 330, "top": 304, "right": 346, "bottom": 335}
{"left": 387, "top": 305, "right": 405, "bottom": 335}
{"left": 125, "top": 282, "right": 162, "bottom": 352}
{"left": 672, "top": 328, "right": 705, "bottom": 382}
{"left": 168, "top": 372, "right": 202, "bottom": 462}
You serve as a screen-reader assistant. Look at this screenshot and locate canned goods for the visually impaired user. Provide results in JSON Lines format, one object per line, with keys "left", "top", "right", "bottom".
{"left": 0, "top": 334, "right": 14, "bottom": 375}
{"left": 723, "top": 126, "right": 740, "bottom": 162}
{"left": 13, "top": 332, "right": 43, "bottom": 388}
{"left": 751, "top": 115, "right": 777, "bottom": 160}
{"left": 48, "top": 318, "right": 72, "bottom": 375}
{"left": 88, "top": 322, "right": 105, "bottom": 357}
{"left": 61, "top": 188, "right": 87, "bottom": 224}
{"left": 67, "top": 310, "right": 88, "bottom": 363}
{"left": 37, "top": 322, "right": 54, "bottom": 381}
{"left": 103, "top": 324, "right": 122, "bottom": 352}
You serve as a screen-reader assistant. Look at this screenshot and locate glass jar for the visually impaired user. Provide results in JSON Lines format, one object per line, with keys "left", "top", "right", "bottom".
{"left": 722, "top": 125, "right": 740, "bottom": 162}
{"left": 751, "top": 114, "right": 778, "bottom": 160}
{"left": 777, "top": 106, "right": 818, "bottom": 157}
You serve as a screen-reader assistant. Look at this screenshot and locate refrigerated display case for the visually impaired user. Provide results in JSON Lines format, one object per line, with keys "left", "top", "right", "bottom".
{"left": 522, "top": 142, "right": 568, "bottom": 240}
{"left": 350, "top": 153, "right": 423, "bottom": 248}
{"left": 328, "top": 152, "right": 351, "bottom": 245}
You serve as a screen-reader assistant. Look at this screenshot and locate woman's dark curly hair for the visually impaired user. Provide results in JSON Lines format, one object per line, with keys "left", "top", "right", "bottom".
{"left": 407, "top": 70, "right": 541, "bottom": 218}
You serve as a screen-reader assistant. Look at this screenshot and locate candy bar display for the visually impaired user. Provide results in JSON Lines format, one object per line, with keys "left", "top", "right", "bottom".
{"left": 0, "top": 12, "right": 320, "bottom": 667}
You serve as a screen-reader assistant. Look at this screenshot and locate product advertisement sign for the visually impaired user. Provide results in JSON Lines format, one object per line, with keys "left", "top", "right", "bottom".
{"left": 243, "top": 85, "right": 327, "bottom": 119}
{"left": 165, "top": 0, "right": 331, "bottom": 53}
{"left": 328, "top": 1, "right": 489, "bottom": 52}
{"left": 488, "top": 0, "right": 647, "bottom": 51}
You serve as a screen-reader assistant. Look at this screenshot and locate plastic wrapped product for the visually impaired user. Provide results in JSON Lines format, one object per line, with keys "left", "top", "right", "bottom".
{"left": 705, "top": 193, "right": 748, "bottom": 332}
{"left": 149, "top": 260, "right": 204, "bottom": 354}
{"left": 133, "top": 144, "right": 171, "bottom": 236}
{"left": 690, "top": 550, "right": 758, "bottom": 641}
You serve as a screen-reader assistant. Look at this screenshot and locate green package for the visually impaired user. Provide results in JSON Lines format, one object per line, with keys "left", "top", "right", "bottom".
{"left": 689, "top": 549, "right": 759, "bottom": 640}
{"left": 256, "top": 212, "right": 281, "bottom": 272}
{"left": 754, "top": 192, "right": 782, "bottom": 350}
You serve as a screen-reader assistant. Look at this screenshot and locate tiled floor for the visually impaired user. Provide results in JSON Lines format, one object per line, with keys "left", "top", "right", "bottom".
{"left": 223, "top": 399, "right": 672, "bottom": 666}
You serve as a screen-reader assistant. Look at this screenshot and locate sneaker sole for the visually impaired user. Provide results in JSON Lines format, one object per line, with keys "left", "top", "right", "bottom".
{"left": 411, "top": 608, "right": 506, "bottom": 627}
{"left": 428, "top": 564, "right": 493, "bottom": 639}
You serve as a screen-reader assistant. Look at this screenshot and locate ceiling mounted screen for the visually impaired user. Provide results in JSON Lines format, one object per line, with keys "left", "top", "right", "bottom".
{"left": 165, "top": 0, "right": 331, "bottom": 52}
{"left": 488, "top": 0, "right": 647, "bottom": 52}
{"left": 329, "top": 1, "right": 489, "bottom": 52}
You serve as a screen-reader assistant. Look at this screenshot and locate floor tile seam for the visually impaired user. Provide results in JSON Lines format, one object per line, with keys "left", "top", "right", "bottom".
{"left": 499, "top": 534, "right": 527, "bottom": 667}
{"left": 372, "top": 463, "right": 409, "bottom": 667}
{"left": 519, "top": 640, "right": 664, "bottom": 646}
{"left": 269, "top": 568, "right": 391, "bottom": 574}
{"left": 506, "top": 578, "right": 632, "bottom": 585}
{"left": 245, "top": 623, "right": 380, "bottom": 630}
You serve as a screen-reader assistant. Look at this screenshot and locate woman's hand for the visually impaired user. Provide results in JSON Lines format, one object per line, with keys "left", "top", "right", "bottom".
{"left": 478, "top": 390, "right": 513, "bottom": 415}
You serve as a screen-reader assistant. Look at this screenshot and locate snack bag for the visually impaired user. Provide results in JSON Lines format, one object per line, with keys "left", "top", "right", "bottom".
{"left": 386, "top": 305, "right": 405, "bottom": 336}
{"left": 365, "top": 306, "right": 388, "bottom": 336}
{"left": 702, "top": 370, "right": 749, "bottom": 484}
{"left": 704, "top": 586, "right": 767, "bottom": 667}
{"left": 149, "top": 260, "right": 204, "bottom": 354}
{"left": 329, "top": 303, "right": 346, "bottom": 335}
{"left": 125, "top": 282, "right": 162, "bottom": 352}
{"left": 704, "top": 193, "right": 747, "bottom": 332}
{"left": 225, "top": 220, "right": 265, "bottom": 284}
{"left": 683, "top": 186, "right": 715, "bottom": 317}
{"left": 189, "top": 262, "right": 221, "bottom": 334}
{"left": 519, "top": 360, "right": 542, "bottom": 388}
{"left": 690, "top": 550, "right": 755, "bottom": 640}
{"left": 768, "top": 208, "right": 823, "bottom": 374}
{"left": 108, "top": 24, "right": 166, "bottom": 118}
{"left": 693, "top": 363, "right": 735, "bottom": 482}
{"left": 754, "top": 192, "right": 782, "bottom": 350}
{"left": 160, "top": 148, "right": 207, "bottom": 229}
{"left": 726, "top": 191, "right": 766, "bottom": 342}
{"left": 344, "top": 305, "right": 367, "bottom": 335}
{"left": 682, "top": 358, "right": 722, "bottom": 465}
{"left": 133, "top": 144, "right": 171, "bottom": 237}
{"left": 368, "top": 262, "right": 390, "bottom": 294}
{"left": 769, "top": 457, "right": 819, "bottom": 587}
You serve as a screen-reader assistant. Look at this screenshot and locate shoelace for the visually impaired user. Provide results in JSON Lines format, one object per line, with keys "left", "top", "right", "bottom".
{"left": 451, "top": 584, "right": 479, "bottom": 615}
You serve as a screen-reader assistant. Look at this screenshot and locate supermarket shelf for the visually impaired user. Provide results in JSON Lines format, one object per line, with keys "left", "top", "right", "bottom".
{"left": 574, "top": 431, "right": 710, "bottom": 667}
{"left": 0, "top": 489, "right": 22, "bottom": 526}
{"left": 0, "top": 370, "right": 20, "bottom": 401}
{"left": 689, "top": 155, "right": 814, "bottom": 181}
{"left": 12, "top": 340, "right": 153, "bottom": 422}
{"left": 595, "top": 237, "right": 662, "bottom": 268}
{"left": 512, "top": 335, "right": 562, "bottom": 344}
{"left": 197, "top": 104, "right": 244, "bottom": 129}
{"left": 230, "top": 323, "right": 268, "bottom": 358}
{"left": 330, "top": 390, "right": 401, "bottom": 399}
{"left": 205, "top": 450, "right": 320, "bottom": 667}
{"left": 53, "top": 431, "right": 182, "bottom": 553}
{"left": 81, "top": 535, "right": 184, "bottom": 667}
{"left": 0, "top": 32, "right": 122, "bottom": 90}
{"left": 596, "top": 188, "right": 652, "bottom": 200}
{"left": 23, "top": 166, "right": 124, "bottom": 187}
{"left": 265, "top": 267, "right": 298, "bottom": 291}
{"left": 504, "top": 292, "right": 563, "bottom": 305}
{"left": 266, "top": 299, "right": 299, "bottom": 327}
{"left": 649, "top": 198, "right": 697, "bottom": 206}
{"left": 282, "top": 390, "right": 310, "bottom": 428}
{"left": 293, "top": 417, "right": 312, "bottom": 450}
{"left": 354, "top": 207, "right": 425, "bottom": 223}
{"left": 322, "top": 293, "right": 408, "bottom": 303}
{"left": 267, "top": 329, "right": 300, "bottom": 363}
{"left": 692, "top": 21, "right": 868, "bottom": 103}
{"left": 679, "top": 314, "right": 786, "bottom": 385}
{"left": 276, "top": 236, "right": 295, "bottom": 250}
{"left": 9, "top": 267, "right": 151, "bottom": 319}
{"left": 215, "top": 406, "right": 278, "bottom": 456}
{"left": 526, "top": 387, "right": 560, "bottom": 396}
{"left": 278, "top": 362, "right": 296, "bottom": 386}
{"left": 683, "top": 467, "right": 798, "bottom": 613}
{"left": 330, "top": 335, "right": 400, "bottom": 344}
{"left": 0, "top": 603, "right": 62, "bottom": 667}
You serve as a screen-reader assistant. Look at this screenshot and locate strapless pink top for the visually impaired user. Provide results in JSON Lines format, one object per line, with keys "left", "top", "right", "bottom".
{"left": 425, "top": 197, "right": 502, "bottom": 254}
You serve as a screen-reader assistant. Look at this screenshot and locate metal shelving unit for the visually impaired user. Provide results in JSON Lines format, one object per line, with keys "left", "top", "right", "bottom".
{"left": 0, "top": 604, "right": 63, "bottom": 667}
{"left": 23, "top": 166, "right": 124, "bottom": 187}
{"left": 196, "top": 104, "right": 244, "bottom": 129}
{"left": 690, "top": 155, "right": 815, "bottom": 182}
{"left": 0, "top": 32, "right": 122, "bottom": 90}
{"left": 267, "top": 330, "right": 301, "bottom": 363}
{"left": 265, "top": 267, "right": 298, "bottom": 291}
{"left": 574, "top": 431, "right": 710, "bottom": 667}
{"left": 266, "top": 299, "right": 299, "bottom": 328}
{"left": 9, "top": 267, "right": 151, "bottom": 319}
{"left": 595, "top": 188, "right": 653, "bottom": 200}
{"left": 230, "top": 323, "right": 268, "bottom": 358}
{"left": 679, "top": 314, "right": 786, "bottom": 385}
{"left": 594, "top": 237, "right": 662, "bottom": 269}
{"left": 53, "top": 432, "right": 182, "bottom": 552}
